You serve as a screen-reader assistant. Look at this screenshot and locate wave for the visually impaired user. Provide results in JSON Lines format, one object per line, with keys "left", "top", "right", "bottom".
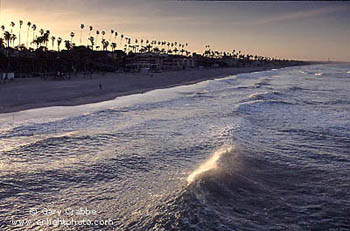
{"left": 237, "top": 100, "right": 294, "bottom": 115}
{"left": 254, "top": 79, "right": 272, "bottom": 88}
{"left": 135, "top": 140, "right": 350, "bottom": 230}
{"left": 288, "top": 86, "right": 306, "bottom": 91}
{"left": 187, "top": 145, "right": 235, "bottom": 184}
{"left": 133, "top": 145, "right": 300, "bottom": 230}
{"left": 129, "top": 145, "right": 256, "bottom": 230}
{"left": 248, "top": 91, "right": 282, "bottom": 101}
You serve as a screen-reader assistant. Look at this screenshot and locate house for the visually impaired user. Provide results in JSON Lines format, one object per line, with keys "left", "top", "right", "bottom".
{"left": 125, "top": 53, "right": 196, "bottom": 72}
{"left": 125, "top": 53, "right": 162, "bottom": 72}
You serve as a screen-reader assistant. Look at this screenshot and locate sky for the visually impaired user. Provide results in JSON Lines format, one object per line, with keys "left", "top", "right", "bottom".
{"left": 1, "top": 0, "right": 350, "bottom": 61}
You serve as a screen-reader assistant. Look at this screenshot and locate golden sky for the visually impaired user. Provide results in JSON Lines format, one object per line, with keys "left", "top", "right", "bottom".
{"left": 1, "top": 0, "right": 350, "bottom": 61}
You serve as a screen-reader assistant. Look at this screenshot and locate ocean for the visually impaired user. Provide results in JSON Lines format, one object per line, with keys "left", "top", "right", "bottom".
{"left": 0, "top": 64, "right": 349, "bottom": 230}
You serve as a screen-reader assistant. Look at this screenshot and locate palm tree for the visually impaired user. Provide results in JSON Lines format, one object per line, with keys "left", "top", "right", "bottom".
{"left": 10, "top": 22, "right": 15, "bottom": 34}
{"left": 88, "top": 36, "right": 94, "bottom": 50}
{"left": 102, "top": 31, "right": 107, "bottom": 50}
{"left": 180, "top": 48, "right": 185, "bottom": 56}
{"left": 153, "top": 47, "right": 160, "bottom": 54}
{"left": 32, "top": 24, "right": 37, "bottom": 45}
{"left": 114, "top": 31, "right": 118, "bottom": 41}
{"left": 40, "top": 30, "right": 50, "bottom": 48}
{"left": 111, "top": 42, "right": 117, "bottom": 52}
{"left": 57, "top": 37, "right": 62, "bottom": 51}
{"left": 32, "top": 37, "right": 41, "bottom": 49}
{"left": 1, "top": 26, "right": 5, "bottom": 42}
{"left": 110, "top": 29, "right": 114, "bottom": 41}
{"left": 118, "top": 34, "right": 123, "bottom": 47}
{"left": 19, "top": 20, "right": 23, "bottom": 46}
{"left": 95, "top": 30, "right": 100, "bottom": 50}
{"left": 102, "top": 39, "right": 109, "bottom": 51}
{"left": 26, "top": 21, "right": 31, "bottom": 47}
{"left": 64, "top": 40, "right": 72, "bottom": 50}
{"left": 0, "top": 38, "right": 4, "bottom": 48}
{"left": 101, "top": 31, "right": 105, "bottom": 41}
{"left": 10, "top": 34, "right": 17, "bottom": 47}
{"left": 70, "top": 32, "right": 75, "bottom": 43}
{"left": 146, "top": 44, "right": 152, "bottom": 53}
{"left": 80, "top": 24, "right": 84, "bottom": 45}
{"left": 4, "top": 31, "right": 11, "bottom": 48}
{"left": 51, "top": 36, "right": 55, "bottom": 50}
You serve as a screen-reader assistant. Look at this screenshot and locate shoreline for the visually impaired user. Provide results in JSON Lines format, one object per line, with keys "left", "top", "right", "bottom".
{"left": 0, "top": 66, "right": 296, "bottom": 114}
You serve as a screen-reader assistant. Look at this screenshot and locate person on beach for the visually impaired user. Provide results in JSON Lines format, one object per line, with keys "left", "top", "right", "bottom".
{"left": 99, "top": 84, "right": 102, "bottom": 90}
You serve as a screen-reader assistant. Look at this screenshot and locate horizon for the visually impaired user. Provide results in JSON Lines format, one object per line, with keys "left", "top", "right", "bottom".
{"left": 1, "top": 0, "right": 350, "bottom": 62}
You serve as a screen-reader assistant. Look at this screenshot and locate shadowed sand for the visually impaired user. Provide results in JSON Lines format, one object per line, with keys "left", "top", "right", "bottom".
{"left": 0, "top": 67, "right": 279, "bottom": 113}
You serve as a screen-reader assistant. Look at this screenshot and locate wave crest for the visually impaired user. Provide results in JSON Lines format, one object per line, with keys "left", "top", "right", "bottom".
{"left": 187, "top": 145, "right": 234, "bottom": 184}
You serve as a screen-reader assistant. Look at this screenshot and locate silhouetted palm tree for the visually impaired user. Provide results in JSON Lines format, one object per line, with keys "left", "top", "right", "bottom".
{"left": 31, "top": 37, "right": 41, "bottom": 49}
{"left": 32, "top": 24, "right": 37, "bottom": 46}
{"left": 4, "top": 31, "right": 11, "bottom": 48}
{"left": 10, "top": 34, "right": 17, "bottom": 47}
{"left": 0, "top": 38, "right": 4, "bottom": 48}
{"left": 10, "top": 22, "right": 15, "bottom": 34}
{"left": 95, "top": 30, "right": 100, "bottom": 50}
{"left": 111, "top": 42, "right": 117, "bottom": 51}
{"left": 180, "top": 48, "right": 185, "bottom": 56}
{"left": 102, "top": 39, "right": 109, "bottom": 51}
{"left": 19, "top": 20, "right": 23, "bottom": 46}
{"left": 89, "top": 26, "right": 93, "bottom": 44}
{"left": 26, "top": 21, "right": 31, "bottom": 47}
{"left": 80, "top": 24, "right": 84, "bottom": 45}
{"left": 114, "top": 31, "right": 118, "bottom": 42}
{"left": 45, "top": 30, "right": 50, "bottom": 47}
{"left": 70, "top": 32, "right": 75, "bottom": 43}
{"left": 57, "top": 37, "right": 62, "bottom": 51}
{"left": 110, "top": 29, "right": 114, "bottom": 41}
{"left": 1, "top": 26, "right": 5, "bottom": 42}
{"left": 120, "top": 34, "right": 124, "bottom": 47}
{"left": 140, "top": 39, "right": 144, "bottom": 47}
{"left": 64, "top": 40, "right": 72, "bottom": 50}
{"left": 101, "top": 31, "right": 105, "bottom": 41}
{"left": 153, "top": 47, "right": 160, "bottom": 54}
{"left": 51, "top": 36, "right": 55, "bottom": 50}
{"left": 88, "top": 36, "right": 94, "bottom": 50}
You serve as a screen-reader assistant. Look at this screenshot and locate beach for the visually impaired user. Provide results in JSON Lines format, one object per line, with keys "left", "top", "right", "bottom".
{"left": 0, "top": 66, "right": 279, "bottom": 113}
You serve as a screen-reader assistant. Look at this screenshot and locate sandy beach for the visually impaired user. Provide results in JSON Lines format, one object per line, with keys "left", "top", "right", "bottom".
{"left": 0, "top": 66, "right": 280, "bottom": 113}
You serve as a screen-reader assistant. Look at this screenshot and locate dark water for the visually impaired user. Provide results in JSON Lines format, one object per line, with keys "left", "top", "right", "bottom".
{"left": 0, "top": 64, "right": 349, "bottom": 230}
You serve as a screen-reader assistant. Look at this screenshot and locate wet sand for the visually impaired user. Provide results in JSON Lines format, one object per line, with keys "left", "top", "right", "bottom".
{"left": 0, "top": 66, "right": 281, "bottom": 113}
